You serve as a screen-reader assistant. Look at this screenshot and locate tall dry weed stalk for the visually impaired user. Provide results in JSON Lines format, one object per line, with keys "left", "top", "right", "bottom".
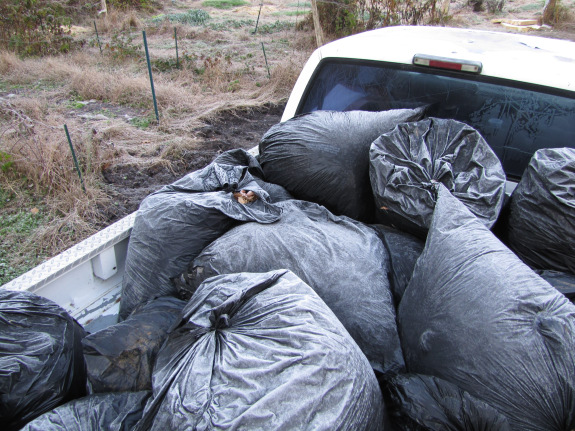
{"left": 0, "top": 96, "right": 112, "bottom": 259}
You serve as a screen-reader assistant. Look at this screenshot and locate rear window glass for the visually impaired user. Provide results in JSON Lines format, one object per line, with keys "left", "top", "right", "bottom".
{"left": 298, "top": 60, "right": 575, "bottom": 179}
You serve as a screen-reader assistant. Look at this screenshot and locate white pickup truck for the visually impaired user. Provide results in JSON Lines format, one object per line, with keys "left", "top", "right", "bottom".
{"left": 3, "top": 25, "right": 575, "bottom": 431}
{"left": 3, "top": 25, "right": 575, "bottom": 329}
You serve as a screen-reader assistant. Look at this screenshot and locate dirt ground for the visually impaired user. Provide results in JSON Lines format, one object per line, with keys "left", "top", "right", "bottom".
{"left": 98, "top": 103, "right": 285, "bottom": 224}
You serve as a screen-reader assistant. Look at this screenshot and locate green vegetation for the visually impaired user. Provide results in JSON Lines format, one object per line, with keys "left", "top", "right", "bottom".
{"left": 208, "top": 19, "right": 255, "bottom": 30}
{"left": 0, "top": 152, "right": 14, "bottom": 173}
{"left": 130, "top": 113, "right": 157, "bottom": 128}
{"left": 149, "top": 9, "right": 211, "bottom": 25}
{"left": 106, "top": 30, "right": 143, "bottom": 60}
{"left": 202, "top": 0, "right": 249, "bottom": 9}
{"left": 310, "top": 0, "right": 447, "bottom": 36}
{"left": 258, "top": 21, "right": 294, "bottom": 34}
{"left": 273, "top": 10, "right": 310, "bottom": 17}
{"left": 107, "top": 0, "right": 158, "bottom": 10}
{"left": 0, "top": 187, "right": 48, "bottom": 285}
{"left": 0, "top": 0, "right": 78, "bottom": 56}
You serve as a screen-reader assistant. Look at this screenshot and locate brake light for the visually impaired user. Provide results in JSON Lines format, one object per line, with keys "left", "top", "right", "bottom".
{"left": 413, "top": 54, "right": 482, "bottom": 74}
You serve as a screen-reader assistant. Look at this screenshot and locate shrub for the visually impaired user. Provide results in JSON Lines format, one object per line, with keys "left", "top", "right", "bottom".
{"left": 306, "top": 0, "right": 445, "bottom": 38}
{"left": 0, "top": 0, "right": 79, "bottom": 56}
{"left": 149, "top": 9, "right": 210, "bottom": 26}
{"left": 107, "top": 0, "right": 158, "bottom": 10}
{"left": 202, "top": 0, "right": 249, "bottom": 9}
{"left": 485, "top": 0, "right": 505, "bottom": 13}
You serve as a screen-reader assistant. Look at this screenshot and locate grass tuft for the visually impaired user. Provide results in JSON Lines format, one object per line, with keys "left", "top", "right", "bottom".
{"left": 149, "top": 9, "right": 210, "bottom": 25}
{"left": 202, "top": 0, "right": 249, "bottom": 9}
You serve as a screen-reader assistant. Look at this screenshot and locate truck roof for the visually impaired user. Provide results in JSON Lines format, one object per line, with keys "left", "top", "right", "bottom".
{"left": 283, "top": 26, "right": 575, "bottom": 121}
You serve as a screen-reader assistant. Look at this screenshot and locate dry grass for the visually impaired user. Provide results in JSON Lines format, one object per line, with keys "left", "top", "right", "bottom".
{"left": 93, "top": 9, "right": 145, "bottom": 33}
{"left": 0, "top": 97, "right": 111, "bottom": 268}
{"left": 0, "top": 1, "right": 310, "bottom": 284}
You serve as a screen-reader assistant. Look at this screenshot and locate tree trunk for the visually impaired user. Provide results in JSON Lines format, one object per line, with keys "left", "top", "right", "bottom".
{"left": 542, "top": 0, "right": 557, "bottom": 24}
{"left": 99, "top": 0, "right": 108, "bottom": 16}
{"left": 310, "top": 0, "right": 324, "bottom": 47}
{"left": 441, "top": 0, "right": 451, "bottom": 17}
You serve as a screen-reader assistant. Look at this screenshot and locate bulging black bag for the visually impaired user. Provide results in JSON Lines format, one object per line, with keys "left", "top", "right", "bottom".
{"left": 83, "top": 296, "right": 186, "bottom": 393}
{"left": 371, "top": 224, "right": 425, "bottom": 305}
{"left": 0, "top": 290, "right": 86, "bottom": 431}
{"left": 370, "top": 118, "right": 505, "bottom": 238}
{"left": 120, "top": 153, "right": 286, "bottom": 320}
{"left": 535, "top": 270, "right": 575, "bottom": 302}
{"left": 21, "top": 391, "right": 150, "bottom": 431}
{"left": 259, "top": 108, "right": 425, "bottom": 222}
{"left": 507, "top": 148, "right": 575, "bottom": 274}
{"left": 398, "top": 184, "right": 575, "bottom": 430}
{"left": 385, "top": 374, "right": 511, "bottom": 430}
{"left": 134, "top": 270, "right": 385, "bottom": 431}
{"left": 179, "top": 199, "right": 404, "bottom": 375}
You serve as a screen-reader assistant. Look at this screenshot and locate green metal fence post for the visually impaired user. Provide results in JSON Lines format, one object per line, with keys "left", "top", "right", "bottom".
{"left": 174, "top": 27, "right": 179, "bottom": 69}
{"left": 253, "top": 3, "right": 263, "bottom": 34}
{"left": 64, "top": 125, "right": 86, "bottom": 193}
{"left": 94, "top": 21, "right": 102, "bottom": 55}
{"left": 261, "top": 42, "right": 271, "bottom": 79}
{"left": 143, "top": 30, "right": 160, "bottom": 124}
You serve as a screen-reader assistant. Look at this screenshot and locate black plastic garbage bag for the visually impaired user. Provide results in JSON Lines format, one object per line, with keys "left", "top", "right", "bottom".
{"left": 259, "top": 108, "right": 425, "bottom": 222}
{"left": 21, "top": 391, "right": 150, "bottom": 431}
{"left": 179, "top": 199, "right": 404, "bottom": 375}
{"left": 120, "top": 155, "right": 287, "bottom": 320}
{"left": 384, "top": 374, "right": 511, "bottom": 431}
{"left": 398, "top": 184, "right": 575, "bottom": 431}
{"left": 507, "top": 148, "right": 575, "bottom": 274}
{"left": 370, "top": 118, "right": 505, "bottom": 238}
{"left": 212, "top": 148, "right": 265, "bottom": 177}
{"left": 83, "top": 297, "right": 186, "bottom": 393}
{"left": 0, "top": 290, "right": 86, "bottom": 431}
{"left": 535, "top": 270, "right": 575, "bottom": 302}
{"left": 371, "top": 224, "right": 425, "bottom": 305}
{"left": 134, "top": 270, "right": 385, "bottom": 431}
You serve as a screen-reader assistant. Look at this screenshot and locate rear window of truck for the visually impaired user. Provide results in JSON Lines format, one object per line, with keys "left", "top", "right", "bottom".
{"left": 297, "top": 60, "right": 575, "bottom": 180}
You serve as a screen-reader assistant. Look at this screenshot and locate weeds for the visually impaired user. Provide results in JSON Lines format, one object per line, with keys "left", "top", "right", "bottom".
{"left": 485, "top": 0, "right": 505, "bottom": 13}
{"left": 105, "top": 30, "right": 143, "bottom": 61}
{"left": 130, "top": 113, "right": 157, "bottom": 128}
{"left": 274, "top": 11, "right": 311, "bottom": 17}
{"left": 149, "top": 9, "right": 211, "bottom": 25}
{"left": 202, "top": 0, "right": 249, "bottom": 9}
{"left": 107, "top": 0, "right": 159, "bottom": 11}
{"left": 305, "top": 0, "right": 447, "bottom": 37}
{"left": 258, "top": 21, "right": 294, "bottom": 34}
{"left": 208, "top": 19, "right": 255, "bottom": 30}
{"left": 0, "top": 194, "right": 50, "bottom": 285}
{"left": 0, "top": 0, "right": 80, "bottom": 56}
{"left": 0, "top": 151, "right": 14, "bottom": 172}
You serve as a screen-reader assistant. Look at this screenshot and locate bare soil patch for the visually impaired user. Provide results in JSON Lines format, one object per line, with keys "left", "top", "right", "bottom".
{"left": 98, "top": 102, "right": 284, "bottom": 225}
